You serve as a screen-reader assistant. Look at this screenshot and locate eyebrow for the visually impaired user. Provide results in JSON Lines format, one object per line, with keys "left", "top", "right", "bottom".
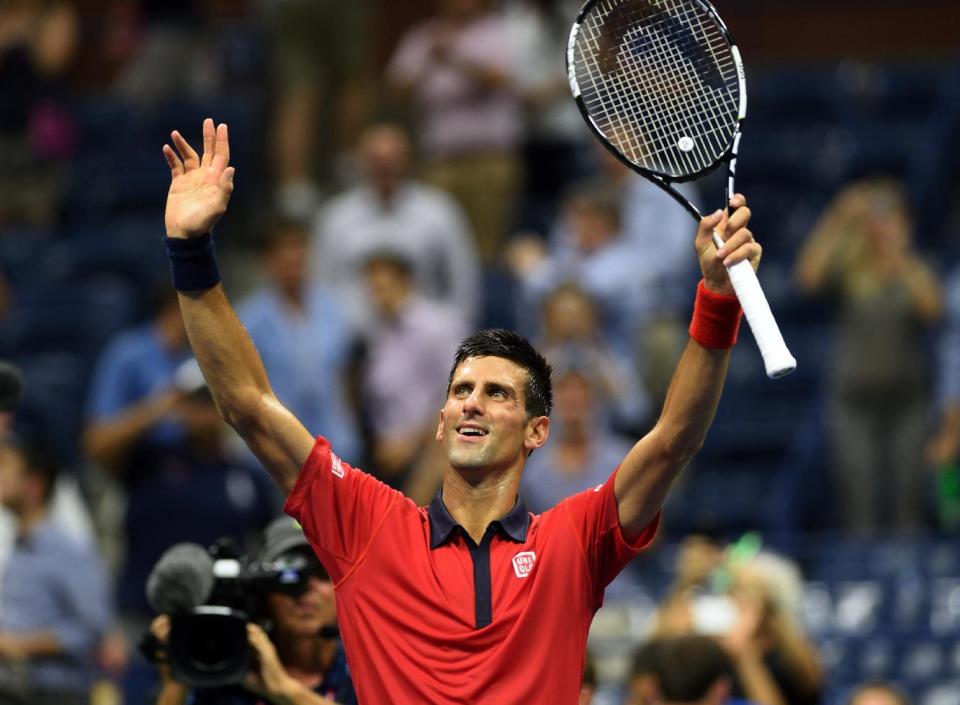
{"left": 451, "top": 379, "right": 519, "bottom": 398}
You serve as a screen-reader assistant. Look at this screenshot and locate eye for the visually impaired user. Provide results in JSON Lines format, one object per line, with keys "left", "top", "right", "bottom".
{"left": 454, "top": 384, "right": 470, "bottom": 397}
{"left": 490, "top": 388, "right": 507, "bottom": 400}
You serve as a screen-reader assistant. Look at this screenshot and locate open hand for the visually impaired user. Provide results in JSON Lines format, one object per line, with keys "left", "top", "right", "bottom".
{"left": 696, "top": 193, "right": 761, "bottom": 296}
{"left": 163, "top": 118, "right": 235, "bottom": 239}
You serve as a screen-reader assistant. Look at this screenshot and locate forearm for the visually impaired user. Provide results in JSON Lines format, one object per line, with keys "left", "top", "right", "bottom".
{"left": 7, "top": 630, "right": 62, "bottom": 659}
{"left": 272, "top": 680, "right": 336, "bottom": 705}
{"left": 615, "top": 339, "right": 729, "bottom": 537}
{"left": 83, "top": 390, "right": 179, "bottom": 470}
{"left": 156, "top": 679, "right": 189, "bottom": 705}
{"left": 732, "top": 652, "right": 788, "bottom": 705}
{"left": 176, "top": 285, "right": 272, "bottom": 430}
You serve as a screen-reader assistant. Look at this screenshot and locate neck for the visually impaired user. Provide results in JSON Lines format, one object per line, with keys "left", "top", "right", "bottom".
{"left": 373, "top": 182, "right": 399, "bottom": 204}
{"left": 17, "top": 504, "right": 47, "bottom": 536}
{"left": 279, "top": 284, "right": 306, "bottom": 311}
{"left": 275, "top": 633, "right": 337, "bottom": 679}
{"left": 441, "top": 464, "right": 522, "bottom": 543}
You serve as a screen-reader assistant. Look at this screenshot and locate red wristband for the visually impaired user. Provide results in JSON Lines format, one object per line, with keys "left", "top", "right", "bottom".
{"left": 689, "top": 280, "right": 743, "bottom": 349}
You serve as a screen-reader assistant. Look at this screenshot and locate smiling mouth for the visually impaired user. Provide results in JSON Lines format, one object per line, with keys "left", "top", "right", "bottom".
{"left": 456, "top": 426, "right": 489, "bottom": 439}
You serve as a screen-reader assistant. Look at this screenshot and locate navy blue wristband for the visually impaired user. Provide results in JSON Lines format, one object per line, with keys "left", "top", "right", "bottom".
{"left": 165, "top": 234, "right": 221, "bottom": 292}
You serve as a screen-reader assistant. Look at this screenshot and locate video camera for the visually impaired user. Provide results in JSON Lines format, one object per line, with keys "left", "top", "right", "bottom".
{"left": 144, "top": 537, "right": 322, "bottom": 687}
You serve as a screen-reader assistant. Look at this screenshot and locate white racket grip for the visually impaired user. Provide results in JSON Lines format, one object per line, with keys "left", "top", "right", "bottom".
{"left": 713, "top": 233, "right": 797, "bottom": 378}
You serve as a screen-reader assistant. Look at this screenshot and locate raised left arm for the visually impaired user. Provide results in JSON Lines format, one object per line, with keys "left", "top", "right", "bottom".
{"left": 615, "top": 195, "right": 761, "bottom": 540}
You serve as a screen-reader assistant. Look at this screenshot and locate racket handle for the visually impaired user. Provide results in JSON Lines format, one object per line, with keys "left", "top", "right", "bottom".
{"left": 712, "top": 232, "right": 797, "bottom": 378}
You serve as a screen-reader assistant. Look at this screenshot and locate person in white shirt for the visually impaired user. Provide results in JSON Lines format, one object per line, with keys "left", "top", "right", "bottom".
{"left": 312, "top": 124, "right": 481, "bottom": 327}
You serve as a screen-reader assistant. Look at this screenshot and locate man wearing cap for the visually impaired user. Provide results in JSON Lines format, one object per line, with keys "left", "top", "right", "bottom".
{"left": 153, "top": 517, "right": 355, "bottom": 705}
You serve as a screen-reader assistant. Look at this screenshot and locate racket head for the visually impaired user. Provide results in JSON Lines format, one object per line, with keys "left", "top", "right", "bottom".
{"left": 567, "top": 0, "right": 746, "bottom": 184}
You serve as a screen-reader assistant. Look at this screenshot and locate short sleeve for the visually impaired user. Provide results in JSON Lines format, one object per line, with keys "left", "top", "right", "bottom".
{"left": 559, "top": 467, "right": 660, "bottom": 608}
{"left": 283, "top": 437, "right": 403, "bottom": 584}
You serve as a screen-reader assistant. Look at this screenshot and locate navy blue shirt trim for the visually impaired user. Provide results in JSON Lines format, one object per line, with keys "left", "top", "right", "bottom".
{"left": 427, "top": 492, "right": 530, "bottom": 628}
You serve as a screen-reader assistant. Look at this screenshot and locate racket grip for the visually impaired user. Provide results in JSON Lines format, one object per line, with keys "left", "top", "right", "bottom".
{"left": 713, "top": 234, "right": 797, "bottom": 378}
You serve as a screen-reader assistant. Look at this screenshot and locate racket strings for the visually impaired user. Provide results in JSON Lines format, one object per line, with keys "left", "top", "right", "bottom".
{"left": 573, "top": 0, "right": 740, "bottom": 178}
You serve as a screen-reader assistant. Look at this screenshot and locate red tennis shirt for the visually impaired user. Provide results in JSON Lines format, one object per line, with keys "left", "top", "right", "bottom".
{"left": 284, "top": 436, "right": 659, "bottom": 704}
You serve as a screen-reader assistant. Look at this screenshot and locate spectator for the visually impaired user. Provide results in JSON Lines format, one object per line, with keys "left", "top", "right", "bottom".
{"left": 520, "top": 360, "right": 634, "bottom": 514}
{"left": 503, "top": 0, "right": 591, "bottom": 231}
{"left": 388, "top": 0, "right": 522, "bottom": 262}
{"left": 928, "top": 263, "right": 960, "bottom": 529}
{"left": 538, "top": 282, "right": 650, "bottom": 431}
{"left": 83, "top": 291, "right": 275, "bottom": 702}
{"left": 266, "top": 0, "right": 374, "bottom": 218}
{"left": 627, "top": 635, "right": 756, "bottom": 705}
{"left": 152, "top": 516, "right": 356, "bottom": 705}
{"left": 0, "top": 0, "right": 78, "bottom": 226}
{"left": 795, "top": 178, "right": 943, "bottom": 533}
{"left": 0, "top": 436, "right": 111, "bottom": 705}
{"left": 355, "top": 251, "right": 466, "bottom": 503}
{"left": 655, "top": 542, "right": 824, "bottom": 705}
{"left": 312, "top": 124, "right": 481, "bottom": 327}
{"left": 238, "top": 218, "right": 361, "bottom": 465}
{"left": 509, "top": 185, "right": 649, "bottom": 358}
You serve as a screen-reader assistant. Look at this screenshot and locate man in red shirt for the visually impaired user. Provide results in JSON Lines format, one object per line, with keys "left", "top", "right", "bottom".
{"left": 159, "top": 119, "right": 761, "bottom": 704}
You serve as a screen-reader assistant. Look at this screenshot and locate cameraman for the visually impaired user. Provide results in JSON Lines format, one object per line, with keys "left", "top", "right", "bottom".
{"left": 152, "top": 517, "right": 355, "bottom": 705}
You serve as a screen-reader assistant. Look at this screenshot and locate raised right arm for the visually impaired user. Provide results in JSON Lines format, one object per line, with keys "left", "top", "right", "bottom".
{"left": 163, "top": 119, "right": 313, "bottom": 494}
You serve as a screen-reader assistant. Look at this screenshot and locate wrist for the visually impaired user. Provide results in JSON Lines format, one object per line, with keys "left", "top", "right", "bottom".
{"left": 165, "top": 233, "right": 221, "bottom": 292}
{"left": 689, "top": 279, "right": 742, "bottom": 349}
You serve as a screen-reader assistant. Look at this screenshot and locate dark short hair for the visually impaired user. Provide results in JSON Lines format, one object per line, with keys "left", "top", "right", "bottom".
{"left": 255, "top": 215, "right": 309, "bottom": 255}
{"left": 447, "top": 329, "right": 553, "bottom": 418}
{"left": 639, "top": 636, "right": 734, "bottom": 702}
{"left": 5, "top": 434, "right": 59, "bottom": 503}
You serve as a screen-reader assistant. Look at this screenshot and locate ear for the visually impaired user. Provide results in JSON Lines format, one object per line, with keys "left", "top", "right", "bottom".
{"left": 435, "top": 408, "right": 445, "bottom": 444}
{"left": 524, "top": 415, "right": 550, "bottom": 453}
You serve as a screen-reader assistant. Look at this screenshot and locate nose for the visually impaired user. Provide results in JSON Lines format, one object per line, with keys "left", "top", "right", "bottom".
{"left": 461, "top": 387, "right": 484, "bottom": 416}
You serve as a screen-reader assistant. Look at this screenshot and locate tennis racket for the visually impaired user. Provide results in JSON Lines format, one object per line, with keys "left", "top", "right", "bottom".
{"left": 566, "top": 0, "right": 796, "bottom": 378}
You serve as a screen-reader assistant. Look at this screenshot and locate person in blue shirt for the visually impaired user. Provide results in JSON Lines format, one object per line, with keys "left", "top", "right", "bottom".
{"left": 152, "top": 517, "right": 356, "bottom": 705}
{"left": 0, "top": 436, "right": 112, "bottom": 705}
{"left": 83, "top": 290, "right": 276, "bottom": 704}
{"left": 238, "top": 218, "right": 361, "bottom": 465}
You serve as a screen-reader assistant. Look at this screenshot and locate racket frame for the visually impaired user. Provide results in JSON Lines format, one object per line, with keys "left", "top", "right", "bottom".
{"left": 566, "top": 0, "right": 797, "bottom": 378}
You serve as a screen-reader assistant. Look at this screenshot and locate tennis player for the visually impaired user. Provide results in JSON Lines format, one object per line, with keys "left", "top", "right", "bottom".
{"left": 161, "top": 119, "right": 760, "bottom": 704}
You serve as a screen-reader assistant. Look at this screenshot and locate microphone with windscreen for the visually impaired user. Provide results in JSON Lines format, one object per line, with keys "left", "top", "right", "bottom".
{"left": 146, "top": 543, "right": 216, "bottom": 615}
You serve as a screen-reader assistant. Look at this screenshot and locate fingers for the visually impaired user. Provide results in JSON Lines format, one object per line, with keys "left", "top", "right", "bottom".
{"left": 218, "top": 166, "right": 236, "bottom": 194}
{"left": 171, "top": 131, "right": 200, "bottom": 170}
{"left": 696, "top": 208, "right": 725, "bottom": 245}
{"left": 162, "top": 145, "right": 184, "bottom": 177}
{"left": 215, "top": 122, "right": 230, "bottom": 168}
{"left": 201, "top": 118, "right": 215, "bottom": 167}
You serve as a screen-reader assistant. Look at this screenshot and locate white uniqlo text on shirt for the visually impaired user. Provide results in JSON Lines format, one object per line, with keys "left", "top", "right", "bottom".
{"left": 330, "top": 453, "right": 344, "bottom": 478}
{"left": 512, "top": 551, "right": 537, "bottom": 578}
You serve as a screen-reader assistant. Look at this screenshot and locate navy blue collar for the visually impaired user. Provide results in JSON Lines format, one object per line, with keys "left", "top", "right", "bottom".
{"left": 428, "top": 491, "right": 530, "bottom": 548}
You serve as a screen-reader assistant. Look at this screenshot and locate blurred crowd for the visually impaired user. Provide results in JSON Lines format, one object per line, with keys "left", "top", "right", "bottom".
{"left": 0, "top": 0, "right": 959, "bottom": 704}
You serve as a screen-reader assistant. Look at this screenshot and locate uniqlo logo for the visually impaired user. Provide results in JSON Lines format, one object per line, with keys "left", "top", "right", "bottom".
{"left": 330, "top": 453, "right": 344, "bottom": 478}
{"left": 512, "top": 551, "right": 537, "bottom": 578}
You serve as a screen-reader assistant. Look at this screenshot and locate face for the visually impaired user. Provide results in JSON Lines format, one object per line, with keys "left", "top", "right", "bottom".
{"left": 360, "top": 127, "right": 410, "bottom": 190}
{"left": 266, "top": 554, "right": 337, "bottom": 638}
{"left": 437, "top": 356, "right": 549, "bottom": 473}
{"left": 0, "top": 445, "right": 27, "bottom": 513}
{"left": 265, "top": 234, "right": 309, "bottom": 296}
{"left": 568, "top": 201, "right": 617, "bottom": 252}
{"left": 363, "top": 260, "right": 411, "bottom": 318}
{"left": 544, "top": 288, "right": 599, "bottom": 342}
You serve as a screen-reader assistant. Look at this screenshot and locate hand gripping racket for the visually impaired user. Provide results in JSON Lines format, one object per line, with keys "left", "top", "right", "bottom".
{"left": 567, "top": 0, "right": 796, "bottom": 378}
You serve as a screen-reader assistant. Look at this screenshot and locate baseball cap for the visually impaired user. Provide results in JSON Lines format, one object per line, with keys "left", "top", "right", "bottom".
{"left": 259, "top": 516, "right": 311, "bottom": 563}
